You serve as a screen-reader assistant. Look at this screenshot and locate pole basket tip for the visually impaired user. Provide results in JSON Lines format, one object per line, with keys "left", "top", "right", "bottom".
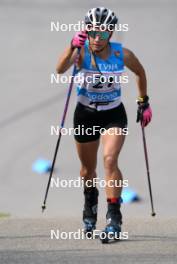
{"left": 41, "top": 204, "right": 46, "bottom": 213}
{"left": 151, "top": 212, "right": 156, "bottom": 217}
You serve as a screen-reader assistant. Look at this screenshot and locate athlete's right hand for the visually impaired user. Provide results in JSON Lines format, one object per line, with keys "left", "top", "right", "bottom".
{"left": 71, "top": 31, "right": 87, "bottom": 48}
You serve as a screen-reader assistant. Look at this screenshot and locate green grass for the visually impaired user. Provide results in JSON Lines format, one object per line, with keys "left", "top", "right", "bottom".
{"left": 0, "top": 212, "right": 10, "bottom": 218}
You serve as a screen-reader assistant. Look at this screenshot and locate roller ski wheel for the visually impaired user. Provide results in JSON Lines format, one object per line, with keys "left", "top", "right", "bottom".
{"left": 100, "top": 225, "right": 121, "bottom": 244}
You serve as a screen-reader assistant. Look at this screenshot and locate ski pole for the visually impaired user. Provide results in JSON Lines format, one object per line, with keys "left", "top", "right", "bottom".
{"left": 41, "top": 48, "right": 81, "bottom": 213}
{"left": 141, "top": 125, "right": 156, "bottom": 217}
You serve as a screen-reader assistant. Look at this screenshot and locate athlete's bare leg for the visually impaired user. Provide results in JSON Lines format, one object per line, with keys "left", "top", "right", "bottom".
{"left": 74, "top": 140, "right": 100, "bottom": 187}
{"left": 101, "top": 128, "right": 126, "bottom": 199}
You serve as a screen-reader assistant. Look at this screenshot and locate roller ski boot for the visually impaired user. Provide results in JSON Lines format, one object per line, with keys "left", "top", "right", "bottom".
{"left": 83, "top": 187, "right": 99, "bottom": 238}
{"left": 100, "top": 198, "right": 122, "bottom": 244}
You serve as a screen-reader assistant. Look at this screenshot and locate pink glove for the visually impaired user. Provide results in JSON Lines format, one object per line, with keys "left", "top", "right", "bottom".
{"left": 136, "top": 96, "right": 152, "bottom": 127}
{"left": 71, "top": 31, "right": 87, "bottom": 48}
{"left": 141, "top": 106, "right": 152, "bottom": 127}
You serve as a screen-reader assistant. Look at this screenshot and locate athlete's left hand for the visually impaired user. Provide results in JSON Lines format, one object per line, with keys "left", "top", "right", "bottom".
{"left": 136, "top": 96, "right": 152, "bottom": 127}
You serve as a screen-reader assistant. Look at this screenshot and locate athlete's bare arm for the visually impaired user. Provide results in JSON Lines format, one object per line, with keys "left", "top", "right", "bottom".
{"left": 123, "top": 48, "right": 147, "bottom": 97}
{"left": 56, "top": 46, "right": 84, "bottom": 74}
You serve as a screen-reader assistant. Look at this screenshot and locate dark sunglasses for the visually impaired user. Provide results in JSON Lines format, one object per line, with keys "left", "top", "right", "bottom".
{"left": 87, "top": 31, "right": 110, "bottom": 40}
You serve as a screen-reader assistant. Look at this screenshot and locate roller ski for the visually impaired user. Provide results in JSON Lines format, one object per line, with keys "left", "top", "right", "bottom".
{"left": 83, "top": 187, "right": 99, "bottom": 238}
{"left": 100, "top": 198, "right": 122, "bottom": 244}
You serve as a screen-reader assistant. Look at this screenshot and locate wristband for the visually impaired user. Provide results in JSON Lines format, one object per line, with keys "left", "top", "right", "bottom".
{"left": 136, "top": 95, "right": 149, "bottom": 104}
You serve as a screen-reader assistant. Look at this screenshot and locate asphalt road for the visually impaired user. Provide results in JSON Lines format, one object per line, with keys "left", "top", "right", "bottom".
{"left": 0, "top": 218, "right": 177, "bottom": 264}
{"left": 0, "top": 0, "right": 177, "bottom": 263}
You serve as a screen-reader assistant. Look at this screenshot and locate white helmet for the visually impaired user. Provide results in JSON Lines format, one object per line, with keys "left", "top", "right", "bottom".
{"left": 85, "top": 7, "right": 118, "bottom": 29}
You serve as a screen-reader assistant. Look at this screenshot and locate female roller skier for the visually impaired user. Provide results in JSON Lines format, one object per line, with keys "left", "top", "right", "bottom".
{"left": 56, "top": 7, "right": 152, "bottom": 242}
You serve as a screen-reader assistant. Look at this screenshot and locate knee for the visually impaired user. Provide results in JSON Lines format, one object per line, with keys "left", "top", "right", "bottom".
{"left": 103, "top": 155, "right": 117, "bottom": 171}
{"left": 80, "top": 166, "right": 95, "bottom": 178}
